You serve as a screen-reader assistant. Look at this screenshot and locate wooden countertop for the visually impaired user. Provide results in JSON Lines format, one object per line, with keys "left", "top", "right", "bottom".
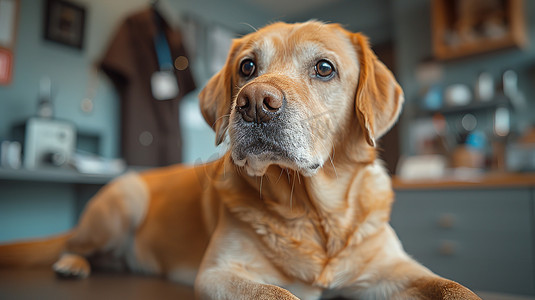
{"left": 392, "top": 172, "right": 535, "bottom": 190}
{"left": 0, "top": 268, "right": 195, "bottom": 300}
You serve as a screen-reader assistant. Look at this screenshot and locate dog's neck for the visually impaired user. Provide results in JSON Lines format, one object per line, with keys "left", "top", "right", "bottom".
{"left": 218, "top": 141, "right": 393, "bottom": 256}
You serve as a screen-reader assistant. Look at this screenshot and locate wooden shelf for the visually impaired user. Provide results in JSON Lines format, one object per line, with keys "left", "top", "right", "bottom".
{"left": 392, "top": 172, "right": 535, "bottom": 190}
{"left": 431, "top": 0, "right": 527, "bottom": 60}
{"left": 434, "top": 34, "right": 522, "bottom": 60}
{"left": 417, "top": 96, "right": 509, "bottom": 117}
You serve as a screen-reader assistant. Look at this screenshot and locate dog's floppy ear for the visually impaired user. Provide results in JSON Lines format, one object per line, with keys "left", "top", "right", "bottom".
{"left": 199, "top": 39, "right": 242, "bottom": 145}
{"left": 349, "top": 33, "right": 404, "bottom": 147}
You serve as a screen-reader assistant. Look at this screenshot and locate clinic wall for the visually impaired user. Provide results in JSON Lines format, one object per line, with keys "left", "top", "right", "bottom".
{"left": 0, "top": 181, "right": 75, "bottom": 241}
{"left": 288, "top": 0, "right": 394, "bottom": 45}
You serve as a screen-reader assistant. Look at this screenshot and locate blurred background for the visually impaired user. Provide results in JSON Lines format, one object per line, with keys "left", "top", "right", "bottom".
{"left": 0, "top": 0, "right": 534, "bottom": 298}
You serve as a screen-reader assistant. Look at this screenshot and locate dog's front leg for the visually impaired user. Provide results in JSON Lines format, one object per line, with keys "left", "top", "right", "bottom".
{"left": 196, "top": 269, "right": 299, "bottom": 300}
{"left": 195, "top": 207, "right": 300, "bottom": 300}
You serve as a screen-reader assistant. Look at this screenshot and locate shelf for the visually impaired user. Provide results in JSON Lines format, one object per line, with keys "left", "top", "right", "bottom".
{"left": 431, "top": 0, "right": 527, "bottom": 60}
{"left": 392, "top": 172, "right": 535, "bottom": 190}
{"left": 416, "top": 97, "right": 509, "bottom": 117}
{"left": 434, "top": 34, "right": 525, "bottom": 60}
{"left": 0, "top": 167, "right": 119, "bottom": 184}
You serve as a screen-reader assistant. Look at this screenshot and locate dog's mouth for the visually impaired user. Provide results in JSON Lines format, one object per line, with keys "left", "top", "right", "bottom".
{"left": 232, "top": 149, "right": 322, "bottom": 177}
{"left": 229, "top": 122, "right": 323, "bottom": 177}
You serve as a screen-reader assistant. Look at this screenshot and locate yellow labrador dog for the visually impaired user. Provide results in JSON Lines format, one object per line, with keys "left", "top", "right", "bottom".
{"left": 0, "top": 21, "right": 481, "bottom": 300}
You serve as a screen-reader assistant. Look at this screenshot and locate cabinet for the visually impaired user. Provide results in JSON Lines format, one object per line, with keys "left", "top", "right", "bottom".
{"left": 0, "top": 168, "right": 113, "bottom": 242}
{"left": 391, "top": 187, "right": 535, "bottom": 296}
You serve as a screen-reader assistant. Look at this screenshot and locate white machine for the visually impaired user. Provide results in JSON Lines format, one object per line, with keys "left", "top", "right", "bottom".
{"left": 16, "top": 118, "right": 76, "bottom": 169}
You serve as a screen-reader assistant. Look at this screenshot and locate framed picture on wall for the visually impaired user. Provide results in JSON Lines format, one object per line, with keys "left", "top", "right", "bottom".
{"left": 43, "top": 0, "right": 86, "bottom": 49}
{"left": 0, "top": 0, "right": 19, "bottom": 85}
{"left": 0, "top": 48, "right": 13, "bottom": 84}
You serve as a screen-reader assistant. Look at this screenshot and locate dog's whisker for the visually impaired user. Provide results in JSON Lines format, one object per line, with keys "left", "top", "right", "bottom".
{"left": 213, "top": 114, "right": 231, "bottom": 127}
{"left": 285, "top": 168, "right": 291, "bottom": 183}
{"left": 330, "top": 156, "right": 338, "bottom": 179}
{"left": 259, "top": 176, "right": 263, "bottom": 200}
{"left": 331, "top": 138, "right": 336, "bottom": 157}
{"left": 325, "top": 142, "right": 338, "bottom": 179}
{"left": 290, "top": 170, "right": 296, "bottom": 212}
{"left": 265, "top": 172, "right": 273, "bottom": 184}
{"left": 307, "top": 130, "right": 335, "bottom": 178}
{"left": 234, "top": 164, "right": 242, "bottom": 176}
{"left": 317, "top": 135, "right": 337, "bottom": 173}
{"left": 275, "top": 168, "right": 284, "bottom": 184}
{"left": 239, "top": 22, "right": 258, "bottom": 32}
{"left": 331, "top": 158, "right": 338, "bottom": 179}
{"left": 327, "top": 139, "right": 339, "bottom": 179}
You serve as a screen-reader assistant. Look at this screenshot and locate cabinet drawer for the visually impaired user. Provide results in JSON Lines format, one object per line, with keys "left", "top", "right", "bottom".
{"left": 390, "top": 188, "right": 534, "bottom": 296}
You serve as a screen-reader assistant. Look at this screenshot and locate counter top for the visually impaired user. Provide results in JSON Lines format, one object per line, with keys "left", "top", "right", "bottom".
{"left": 0, "top": 167, "right": 119, "bottom": 185}
{"left": 392, "top": 172, "right": 535, "bottom": 190}
{"left": 1, "top": 167, "right": 534, "bottom": 190}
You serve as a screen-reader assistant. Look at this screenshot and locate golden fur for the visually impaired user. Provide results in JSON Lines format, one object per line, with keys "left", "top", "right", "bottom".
{"left": 0, "top": 21, "right": 480, "bottom": 300}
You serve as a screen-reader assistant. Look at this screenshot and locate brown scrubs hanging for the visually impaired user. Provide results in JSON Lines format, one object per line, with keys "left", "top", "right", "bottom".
{"left": 100, "top": 8, "right": 196, "bottom": 167}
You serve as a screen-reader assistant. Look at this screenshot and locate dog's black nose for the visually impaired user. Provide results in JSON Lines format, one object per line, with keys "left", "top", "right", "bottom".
{"left": 236, "top": 83, "right": 283, "bottom": 123}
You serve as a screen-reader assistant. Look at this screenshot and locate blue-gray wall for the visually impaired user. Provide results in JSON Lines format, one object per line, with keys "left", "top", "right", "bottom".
{"left": 0, "top": 0, "right": 145, "bottom": 158}
{"left": 289, "top": 0, "right": 394, "bottom": 45}
{"left": 0, "top": 181, "right": 75, "bottom": 241}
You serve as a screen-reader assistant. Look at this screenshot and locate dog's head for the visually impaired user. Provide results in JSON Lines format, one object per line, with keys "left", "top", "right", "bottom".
{"left": 200, "top": 21, "right": 403, "bottom": 177}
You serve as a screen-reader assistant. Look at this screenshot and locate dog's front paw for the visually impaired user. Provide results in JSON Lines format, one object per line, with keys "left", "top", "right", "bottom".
{"left": 53, "top": 253, "right": 91, "bottom": 279}
{"left": 254, "top": 284, "right": 300, "bottom": 300}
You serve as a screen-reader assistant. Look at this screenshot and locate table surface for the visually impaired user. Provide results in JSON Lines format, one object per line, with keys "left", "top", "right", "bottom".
{"left": 0, "top": 268, "right": 195, "bottom": 300}
{"left": 0, "top": 268, "right": 528, "bottom": 299}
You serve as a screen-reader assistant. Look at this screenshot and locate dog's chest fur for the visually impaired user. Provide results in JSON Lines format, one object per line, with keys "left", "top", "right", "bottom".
{"left": 221, "top": 163, "right": 394, "bottom": 288}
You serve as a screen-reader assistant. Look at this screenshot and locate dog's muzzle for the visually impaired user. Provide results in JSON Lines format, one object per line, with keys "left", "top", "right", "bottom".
{"left": 231, "top": 81, "right": 322, "bottom": 176}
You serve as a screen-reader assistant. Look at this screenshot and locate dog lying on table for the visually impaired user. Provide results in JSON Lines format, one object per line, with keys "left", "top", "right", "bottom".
{"left": 0, "top": 21, "right": 481, "bottom": 300}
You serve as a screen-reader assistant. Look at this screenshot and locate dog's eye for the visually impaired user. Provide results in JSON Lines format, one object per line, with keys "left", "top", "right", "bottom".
{"left": 240, "top": 59, "right": 256, "bottom": 77}
{"left": 315, "top": 60, "right": 334, "bottom": 78}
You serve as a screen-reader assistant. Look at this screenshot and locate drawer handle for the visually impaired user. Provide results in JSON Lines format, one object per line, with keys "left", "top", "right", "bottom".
{"left": 437, "top": 213, "right": 456, "bottom": 229}
{"left": 438, "top": 240, "right": 457, "bottom": 256}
